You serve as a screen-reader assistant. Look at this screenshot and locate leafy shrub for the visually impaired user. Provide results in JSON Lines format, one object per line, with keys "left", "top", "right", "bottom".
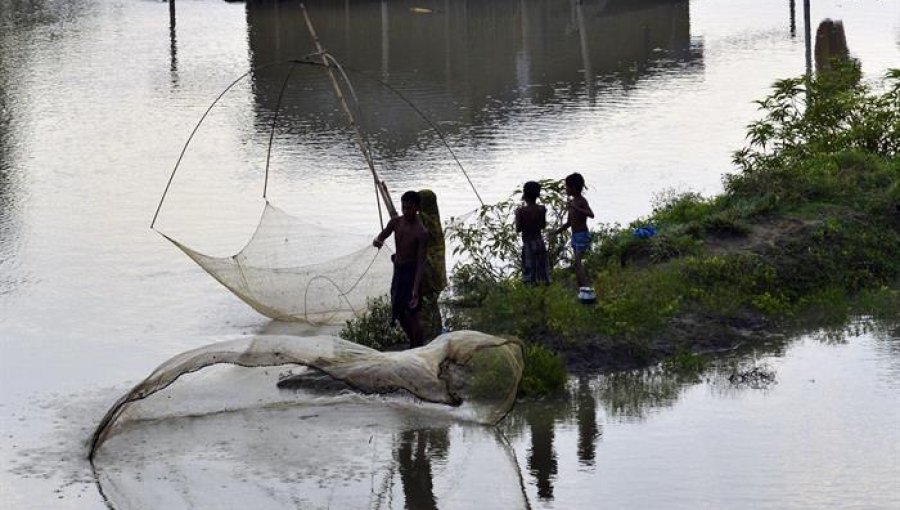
{"left": 651, "top": 191, "right": 717, "bottom": 226}
{"left": 518, "top": 343, "right": 568, "bottom": 398}
{"left": 445, "top": 179, "right": 569, "bottom": 303}
{"left": 443, "top": 64, "right": 899, "bottom": 355}
{"left": 339, "top": 296, "right": 408, "bottom": 349}
{"left": 728, "top": 65, "right": 900, "bottom": 194}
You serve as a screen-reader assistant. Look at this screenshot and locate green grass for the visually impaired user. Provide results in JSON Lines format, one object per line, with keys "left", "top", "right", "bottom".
{"left": 444, "top": 65, "right": 899, "bottom": 367}
{"left": 343, "top": 66, "right": 900, "bottom": 393}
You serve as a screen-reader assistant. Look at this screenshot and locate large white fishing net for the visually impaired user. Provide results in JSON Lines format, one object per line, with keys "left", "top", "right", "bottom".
{"left": 90, "top": 331, "right": 526, "bottom": 509}
{"left": 163, "top": 202, "right": 394, "bottom": 325}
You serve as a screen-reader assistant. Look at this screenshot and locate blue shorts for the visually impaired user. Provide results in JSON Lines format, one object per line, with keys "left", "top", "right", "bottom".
{"left": 571, "top": 231, "right": 591, "bottom": 254}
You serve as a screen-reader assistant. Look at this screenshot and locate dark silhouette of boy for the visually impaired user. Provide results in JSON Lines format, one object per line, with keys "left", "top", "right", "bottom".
{"left": 373, "top": 191, "right": 428, "bottom": 347}
{"left": 553, "top": 172, "right": 595, "bottom": 302}
{"left": 515, "top": 181, "right": 551, "bottom": 284}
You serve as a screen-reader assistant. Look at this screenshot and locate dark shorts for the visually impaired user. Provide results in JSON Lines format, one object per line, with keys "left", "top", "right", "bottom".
{"left": 391, "top": 261, "right": 420, "bottom": 322}
{"left": 522, "top": 237, "right": 551, "bottom": 284}
{"left": 571, "top": 231, "right": 591, "bottom": 254}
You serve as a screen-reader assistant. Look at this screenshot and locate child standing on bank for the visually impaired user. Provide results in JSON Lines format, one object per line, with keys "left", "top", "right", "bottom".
{"left": 515, "top": 181, "right": 551, "bottom": 284}
{"left": 554, "top": 172, "right": 595, "bottom": 302}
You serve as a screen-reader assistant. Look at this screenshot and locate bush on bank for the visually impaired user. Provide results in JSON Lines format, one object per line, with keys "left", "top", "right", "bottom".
{"left": 445, "top": 65, "right": 900, "bottom": 365}
{"left": 342, "top": 65, "right": 899, "bottom": 395}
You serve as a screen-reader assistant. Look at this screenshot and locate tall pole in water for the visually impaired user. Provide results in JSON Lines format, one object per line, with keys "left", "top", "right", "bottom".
{"left": 803, "top": 0, "right": 812, "bottom": 78}
{"left": 575, "top": 0, "right": 594, "bottom": 99}
{"left": 789, "top": 0, "right": 796, "bottom": 37}
{"left": 169, "top": 0, "right": 178, "bottom": 84}
{"left": 381, "top": 0, "right": 390, "bottom": 81}
{"left": 299, "top": 3, "right": 398, "bottom": 218}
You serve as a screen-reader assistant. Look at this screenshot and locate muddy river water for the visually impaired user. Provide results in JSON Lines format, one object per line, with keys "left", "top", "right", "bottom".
{"left": 1, "top": 0, "right": 898, "bottom": 508}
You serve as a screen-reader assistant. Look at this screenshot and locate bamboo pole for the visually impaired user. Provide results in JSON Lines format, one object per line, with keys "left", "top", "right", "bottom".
{"left": 299, "top": 2, "right": 398, "bottom": 218}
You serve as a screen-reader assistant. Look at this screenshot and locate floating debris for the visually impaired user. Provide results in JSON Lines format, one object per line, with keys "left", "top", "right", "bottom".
{"left": 728, "top": 365, "right": 777, "bottom": 389}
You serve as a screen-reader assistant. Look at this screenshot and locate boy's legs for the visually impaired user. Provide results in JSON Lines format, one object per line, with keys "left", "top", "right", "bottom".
{"left": 399, "top": 310, "right": 424, "bottom": 348}
{"left": 391, "top": 261, "right": 424, "bottom": 348}
{"left": 573, "top": 250, "right": 589, "bottom": 288}
{"left": 570, "top": 231, "right": 591, "bottom": 289}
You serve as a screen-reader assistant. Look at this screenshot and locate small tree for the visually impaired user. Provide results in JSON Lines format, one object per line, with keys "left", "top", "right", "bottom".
{"left": 445, "top": 179, "right": 570, "bottom": 301}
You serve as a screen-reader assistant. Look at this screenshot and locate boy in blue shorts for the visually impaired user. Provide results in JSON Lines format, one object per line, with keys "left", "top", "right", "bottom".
{"left": 554, "top": 172, "right": 595, "bottom": 303}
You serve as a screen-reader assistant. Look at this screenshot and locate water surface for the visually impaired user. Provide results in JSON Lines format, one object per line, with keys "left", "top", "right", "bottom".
{"left": 1, "top": 0, "right": 899, "bottom": 508}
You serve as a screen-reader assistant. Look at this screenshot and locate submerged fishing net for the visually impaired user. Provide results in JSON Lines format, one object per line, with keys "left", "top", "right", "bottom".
{"left": 164, "top": 202, "right": 394, "bottom": 325}
{"left": 91, "top": 330, "right": 524, "bottom": 453}
{"left": 94, "top": 407, "right": 528, "bottom": 510}
{"left": 91, "top": 331, "right": 526, "bottom": 509}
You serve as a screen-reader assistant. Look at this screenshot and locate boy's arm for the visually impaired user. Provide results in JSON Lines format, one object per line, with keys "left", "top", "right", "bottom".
{"left": 514, "top": 207, "right": 522, "bottom": 233}
{"left": 574, "top": 197, "right": 594, "bottom": 218}
{"left": 372, "top": 218, "right": 395, "bottom": 248}
{"left": 539, "top": 205, "right": 547, "bottom": 230}
{"left": 410, "top": 228, "right": 427, "bottom": 307}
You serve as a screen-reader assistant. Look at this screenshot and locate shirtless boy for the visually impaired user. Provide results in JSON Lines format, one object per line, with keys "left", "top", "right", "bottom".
{"left": 515, "top": 181, "right": 551, "bottom": 284}
{"left": 554, "top": 172, "right": 595, "bottom": 302}
{"left": 373, "top": 191, "right": 429, "bottom": 347}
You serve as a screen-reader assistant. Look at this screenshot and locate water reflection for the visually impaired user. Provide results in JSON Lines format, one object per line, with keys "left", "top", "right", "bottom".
{"left": 396, "top": 428, "right": 448, "bottom": 510}
{"left": 95, "top": 399, "right": 531, "bottom": 509}
{"left": 525, "top": 401, "right": 559, "bottom": 499}
{"left": 0, "top": 79, "right": 17, "bottom": 296}
{"left": 503, "top": 379, "right": 601, "bottom": 499}
{"left": 575, "top": 376, "right": 599, "bottom": 465}
{"left": 169, "top": 0, "right": 179, "bottom": 87}
{"left": 243, "top": 0, "right": 703, "bottom": 157}
{"left": 597, "top": 367, "right": 686, "bottom": 419}
{"left": 0, "top": 0, "right": 38, "bottom": 297}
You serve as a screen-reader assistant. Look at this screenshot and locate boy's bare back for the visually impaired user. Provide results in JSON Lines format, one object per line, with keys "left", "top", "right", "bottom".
{"left": 516, "top": 203, "right": 547, "bottom": 240}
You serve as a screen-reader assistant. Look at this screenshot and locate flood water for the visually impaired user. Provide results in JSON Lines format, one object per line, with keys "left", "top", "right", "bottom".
{"left": 1, "top": 0, "right": 899, "bottom": 508}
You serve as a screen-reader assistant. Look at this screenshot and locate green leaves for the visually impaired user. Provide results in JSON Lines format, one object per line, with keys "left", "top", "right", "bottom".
{"left": 730, "top": 64, "right": 900, "bottom": 183}
{"left": 445, "top": 179, "right": 570, "bottom": 301}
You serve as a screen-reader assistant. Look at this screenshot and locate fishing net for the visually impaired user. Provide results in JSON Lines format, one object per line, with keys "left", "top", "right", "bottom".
{"left": 90, "top": 331, "right": 526, "bottom": 509}
{"left": 91, "top": 330, "right": 524, "bottom": 452}
{"left": 164, "top": 202, "right": 394, "bottom": 325}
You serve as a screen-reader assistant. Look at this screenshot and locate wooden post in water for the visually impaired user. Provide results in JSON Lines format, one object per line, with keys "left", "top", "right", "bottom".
{"left": 575, "top": 0, "right": 594, "bottom": 99}
{"left": 381, "top": 0, "right": 390, "bottom": 81}
{"left": 299, "top": 3, "right": 398, "bottom": 218}
{"left": 789, "top": 0, "right": 796, "bottom": 37}
{"left": 169, "top": 0, "right": 177, "bottom": 81}
{"left": 803, "top": 0, "right": 812, "bottom": 78}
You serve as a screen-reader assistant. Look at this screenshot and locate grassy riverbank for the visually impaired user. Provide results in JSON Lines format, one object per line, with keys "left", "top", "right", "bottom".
{"left": 344, "top": 65, "right": 899, "bottom": 386}
{"left": 444, "top": 65, "right": 900, "bottom": 373}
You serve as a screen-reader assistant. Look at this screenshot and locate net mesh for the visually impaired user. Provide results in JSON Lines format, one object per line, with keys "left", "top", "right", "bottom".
{"left": 89, "top": 332, "right": 526, "bottom": 510}
{"left": 94, "top": 407, "right": 528, "bottom": 509}
{"left": 164, "top": 202, "right": 394, "bottom": 324}
{"left": 91, "top": 331, "right": 525, "bottom": 455}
